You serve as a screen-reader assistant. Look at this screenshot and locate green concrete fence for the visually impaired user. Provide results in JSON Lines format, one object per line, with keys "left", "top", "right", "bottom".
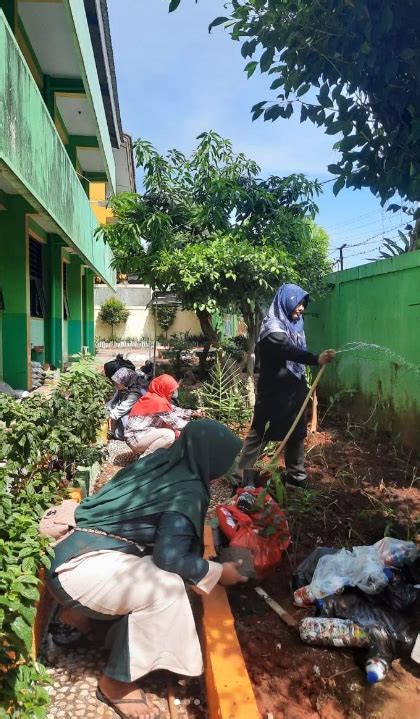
{"left": 305, "top": 252, "right": 420, "bottom": 449}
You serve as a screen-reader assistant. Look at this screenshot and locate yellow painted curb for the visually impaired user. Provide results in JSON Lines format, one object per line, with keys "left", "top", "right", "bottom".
{"left": 202, "top": 525, "right": 260, "bottom": 719}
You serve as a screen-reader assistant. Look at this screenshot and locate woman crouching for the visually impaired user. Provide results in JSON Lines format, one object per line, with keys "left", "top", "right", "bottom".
{"left": 45, "top": 420, "right": 245, "bottom": 719}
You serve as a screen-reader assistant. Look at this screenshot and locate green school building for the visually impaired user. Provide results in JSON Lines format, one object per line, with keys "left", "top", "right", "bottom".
{"left": 0, "top": 0, "right": 135, "bottom": 389}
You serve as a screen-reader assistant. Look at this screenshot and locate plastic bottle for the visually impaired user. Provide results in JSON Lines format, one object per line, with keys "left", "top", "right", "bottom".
{"left": 236, "top": 488, "right": 256, "bottom": 514}
{"left": 299, "top": 617, "right": 371, "bottom": 648}
{"left": 365, "top": 658, "right": 388, "bottom": 683}
{"left": 293, "top": 585, "right": 316, "bottom": 606}
{"left": 375, "top": 538, "right": 418, "bottom": 567}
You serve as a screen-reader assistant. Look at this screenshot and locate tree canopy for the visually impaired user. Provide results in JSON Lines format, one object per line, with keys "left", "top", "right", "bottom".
{"left": 200, "top": 0, "right": 420, "bottom": 208}
{"left": 99, "top": 131, "right": 331, "bottom": 382}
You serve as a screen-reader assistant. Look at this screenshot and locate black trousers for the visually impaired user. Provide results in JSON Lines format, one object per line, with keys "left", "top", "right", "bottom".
{"left": 232, "top": 427, "right": 306, "bottom": 485}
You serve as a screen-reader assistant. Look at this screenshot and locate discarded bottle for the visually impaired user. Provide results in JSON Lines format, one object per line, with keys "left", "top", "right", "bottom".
{"left": 299, "top": 617, "right": 371, "bottom": 648}
{"left": 365, "top": 657, "right": 388, "bottom": 683}
{"left": 236, "top": 489, "right": 256, "bottom": 514}
{"left": 375, "top": 538, "right": 418, "bottom": 568}
{"left": 293, "top": 584, "right": 317, "bottom": 606}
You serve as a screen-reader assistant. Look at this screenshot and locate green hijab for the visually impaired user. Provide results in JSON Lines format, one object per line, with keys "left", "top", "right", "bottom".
{"left": 75, "top": 419, "right": 242, "bottom": 541}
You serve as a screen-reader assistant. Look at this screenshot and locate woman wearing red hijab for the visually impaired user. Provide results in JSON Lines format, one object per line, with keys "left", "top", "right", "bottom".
{"left": 125, "top": 374, "right": 202, "bottom": 456}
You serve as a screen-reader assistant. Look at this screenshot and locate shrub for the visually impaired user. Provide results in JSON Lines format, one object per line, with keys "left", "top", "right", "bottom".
{"left": 98, "top": 297, "right": 130, "bottom": 340}
{"left": 195, "top": 352, "right": 251, "bottom": 429}
{"left": 0, "top": 361, "right": 111, "bottom": 717}
{"left": 220, "top": 335, "right": 248, "bottom": 363}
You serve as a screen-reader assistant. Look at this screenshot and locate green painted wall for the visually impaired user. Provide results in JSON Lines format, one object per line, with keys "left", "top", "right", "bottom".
{"left": 0, "top": 196, "right": 31, "bottom": 388}
{"left": 0, "top": 13, "right": 115, "bottom": 286}
{"left": 305, "top": 252, "right": 420, "bottom": 448}
{"left": 67, "top": 256, "right": 83, "bottom": 355}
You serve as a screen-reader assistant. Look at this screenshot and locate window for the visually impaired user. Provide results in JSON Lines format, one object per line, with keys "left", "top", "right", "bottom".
{"left": 63, "top": 263, "right": 70, "bottom": 320}
{"left": 29, "top": 238, "right": 46, "bottom": 318}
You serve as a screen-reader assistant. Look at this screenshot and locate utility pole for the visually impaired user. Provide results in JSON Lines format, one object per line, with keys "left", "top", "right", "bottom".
{"left": 338, "top": 244, "right": 347, "bottom": 271}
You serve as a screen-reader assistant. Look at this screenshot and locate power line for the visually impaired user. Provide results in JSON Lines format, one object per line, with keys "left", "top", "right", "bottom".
{"left": 323, "top": 209, "right": 383, "bottom": 231}
{"left": 329, "top": 222, "right": 406, "bottom": 252}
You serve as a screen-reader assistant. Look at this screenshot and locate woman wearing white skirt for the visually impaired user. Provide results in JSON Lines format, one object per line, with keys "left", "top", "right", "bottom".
{"left": 46, "top": 420, "right": 246, "bottom": 719}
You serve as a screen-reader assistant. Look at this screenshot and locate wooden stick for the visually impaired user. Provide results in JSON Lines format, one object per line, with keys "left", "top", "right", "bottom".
{"left": 310, "top": 389, "right": 318, "bottom": 434}
{"left": 254, "top": 586, "right": 298, "bottom": 628}
{"left": 167, "top": 684, "right": 178, "bottom": 719}
{"left": 272, "top": 365, "right": 326, "bottom": 462}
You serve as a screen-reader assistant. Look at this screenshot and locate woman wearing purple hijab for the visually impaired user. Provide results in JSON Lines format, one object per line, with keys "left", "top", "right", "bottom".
{"left": 234, "top": 284, "right": 335, "bottom": 489}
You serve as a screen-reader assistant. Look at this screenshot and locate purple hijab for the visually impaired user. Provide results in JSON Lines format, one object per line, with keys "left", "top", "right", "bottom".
{"left": 258, "top": 283, "right": 309, "bottom": 379}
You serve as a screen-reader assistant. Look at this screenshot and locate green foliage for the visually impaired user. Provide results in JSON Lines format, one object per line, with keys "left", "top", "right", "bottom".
{"left": 152, "top": 304, "right": 177, "bottom": 337}
{"left": 204, "top": 0, "right": 420, "bottom": 205}
{"left": 195, "top": 352, "right": 251, "bottom": 428}
{"left": 0, "top": 367, "right": 110, "bottom": 716}
{"left": 220, "top": 335, "right": 248, "bottom": 363}
{"left": 98, "top": 297, "right": 130, "bottom": 340}
{"left": 98, "top": 132, "right": 330, "bottom": 364}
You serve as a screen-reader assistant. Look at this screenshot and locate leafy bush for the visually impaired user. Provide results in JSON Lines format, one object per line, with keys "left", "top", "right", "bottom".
{"left": 98, "top": 297, "right": 130, "bottom": 340}
{"left": 152, "top": 304, "right": 177, "bottom": 339}
{"left": 0, "top": 362, "right": 110, "bottom": 717}
{"left": 195, "top": 352, "right": 251, "bottom": 428}
{"left": 220, "top": 335, "right": 248, "bottom": 363}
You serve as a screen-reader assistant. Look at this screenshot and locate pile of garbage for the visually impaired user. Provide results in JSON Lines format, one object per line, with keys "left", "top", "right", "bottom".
{"left": 293, "top": 538, "right": 420, "bottom": 683}
{"left": 0, "top": 381, "right": 29, "bottom": 399}
{"left": 31, "top": 361, "right": 46, "bottom": 389}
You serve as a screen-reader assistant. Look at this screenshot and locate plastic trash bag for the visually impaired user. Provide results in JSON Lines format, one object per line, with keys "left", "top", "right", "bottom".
{"left": 374, "top": 537, "right": 418, "bottom": 567}
{"left": 216, "top": 488, "right": 290, "bottom": 580}
{"left": 309, "top": 546, "right": 389, "bottom": 599}
{"left": 292, "top": 547, "right": 338, "bottom": 590}
{"left": 318, "top": 592, "right": 419, "bottom": 663}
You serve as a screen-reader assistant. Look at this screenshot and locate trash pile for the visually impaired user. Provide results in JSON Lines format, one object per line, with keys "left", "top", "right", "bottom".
{"left": 31, "top": 360, "right": 46, "bottom": 389}
{"left": 0, "top": 380, "right": 29, "bottom": 399}
{"left": 216, "top": 486, "right": 290, "bottom": 580}
{"left": 293, "top": 538, "right": 420, "bottom": 683}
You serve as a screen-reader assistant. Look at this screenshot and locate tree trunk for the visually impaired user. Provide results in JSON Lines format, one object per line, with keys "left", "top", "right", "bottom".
{"left": 240, "top": 301, "right": 260, "bottom": 408}
{"left": 196, "top": 309, "right": 220, "bottom": 378}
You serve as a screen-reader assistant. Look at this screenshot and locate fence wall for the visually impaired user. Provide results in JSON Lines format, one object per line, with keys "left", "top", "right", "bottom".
{"left": 305, "top": 252, "right": 420, "bottom": 448}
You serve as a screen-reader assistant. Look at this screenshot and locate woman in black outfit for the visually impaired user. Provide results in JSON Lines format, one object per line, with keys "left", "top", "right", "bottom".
{"left": 234, "top": 283, "right": 335, "bottom": 489}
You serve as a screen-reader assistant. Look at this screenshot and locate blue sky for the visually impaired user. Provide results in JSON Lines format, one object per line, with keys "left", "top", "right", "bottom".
{"left": 107, "top": 0, "right": 407, "bottom": 269}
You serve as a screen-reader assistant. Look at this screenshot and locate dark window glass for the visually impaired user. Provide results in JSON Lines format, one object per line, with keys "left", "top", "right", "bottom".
{"left": 63, "top": 263, "right": 70, "bottom": 320}
{"left": 29, "top": 239, "right": 46, "bottom": 318}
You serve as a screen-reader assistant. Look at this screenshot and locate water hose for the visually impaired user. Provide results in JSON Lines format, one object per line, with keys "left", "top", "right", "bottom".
{"left": 272, "top": 364, "right": 326, "bottom": 463}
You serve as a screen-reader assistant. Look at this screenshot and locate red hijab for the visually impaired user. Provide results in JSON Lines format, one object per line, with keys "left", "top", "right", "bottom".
{"left": 130, "top": 374, "right": 179, "bottom": 417}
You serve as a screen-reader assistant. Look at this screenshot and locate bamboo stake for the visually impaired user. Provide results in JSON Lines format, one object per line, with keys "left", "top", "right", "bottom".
{"left": 310, "top": 389, "right": 318, "bottom": 434}
{"left": 254, "top": 586, "right": 298, "bottom": 628}
{"left": 272, "top": 365, "right": 326, "bottom": 462}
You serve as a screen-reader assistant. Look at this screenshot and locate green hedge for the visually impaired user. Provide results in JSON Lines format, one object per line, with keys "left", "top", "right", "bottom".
{"left": 0, "top": 360, "right": 111, "bottom": 718}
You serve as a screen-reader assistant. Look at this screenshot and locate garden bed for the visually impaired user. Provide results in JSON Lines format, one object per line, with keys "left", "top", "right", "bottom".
{"left": 222, "top": 413, "right": 420, "bottom": 719}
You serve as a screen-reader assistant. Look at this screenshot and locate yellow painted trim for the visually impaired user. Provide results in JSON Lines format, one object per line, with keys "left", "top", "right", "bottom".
{"left": 55, "top": 91, "right": 86, "bottom": 100}
{"left": 28, "top": 227, "right": 47, "bottom": 245}
{"left": 15, "top": 24, "right": 43, "bottom": 90}
{"left": 202, "top": 526, "right": 261, "bottom": 719}
{"left": 54, "top": 100, "right": 69, "bottom": 145}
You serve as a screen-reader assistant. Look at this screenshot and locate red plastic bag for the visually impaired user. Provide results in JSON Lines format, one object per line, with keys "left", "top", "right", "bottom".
{"left": 216, "top": 489, "right": 290, "bottom": 580}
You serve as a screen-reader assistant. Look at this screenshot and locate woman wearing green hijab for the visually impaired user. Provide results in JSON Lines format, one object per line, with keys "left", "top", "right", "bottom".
{"left": 46, "top": 420, "right": 244, "bottom": 719}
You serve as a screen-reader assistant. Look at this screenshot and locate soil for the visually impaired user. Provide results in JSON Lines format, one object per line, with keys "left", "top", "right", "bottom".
{"left": 220, "top": 411, "right": 420, "bottom": 719}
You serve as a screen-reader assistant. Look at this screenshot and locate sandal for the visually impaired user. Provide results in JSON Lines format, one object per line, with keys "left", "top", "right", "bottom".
{"left": 96, "top": 685, "right": 161, "bottom": 719}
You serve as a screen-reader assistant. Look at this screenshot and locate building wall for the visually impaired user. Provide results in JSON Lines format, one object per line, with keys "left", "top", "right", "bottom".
{"left": 305, "top": 252, "right": 420, "bottom": 448}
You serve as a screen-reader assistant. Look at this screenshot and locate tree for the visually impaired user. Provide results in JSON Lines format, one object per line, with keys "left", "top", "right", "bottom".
{"left": 98, "top": 297, "right": 129, "bottom": 341}
{"left": 201, "top": 1, "right": 420, "bottom": 208}
{"left": 152, "top": 304, "right": 177, "bottom": 341}
{"left": 98, "top": 132, "right": 330, "bottom": 393}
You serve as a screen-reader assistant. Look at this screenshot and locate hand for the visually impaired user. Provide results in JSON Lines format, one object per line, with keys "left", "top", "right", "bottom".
{"left": 318, "top": 349, "right": 336, "bottom": 365}
{"left": 193, "top": 409, "right": 204, "bottom": 418}
{"left": 219, "top": 560, "right": 249, "bottom": 586}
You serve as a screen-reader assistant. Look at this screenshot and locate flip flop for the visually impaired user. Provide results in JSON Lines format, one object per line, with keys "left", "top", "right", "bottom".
{"left": 96, "top": 685, "right": 161, "bottom": 719}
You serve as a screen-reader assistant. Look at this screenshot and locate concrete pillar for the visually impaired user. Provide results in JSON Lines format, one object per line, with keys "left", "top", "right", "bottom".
{"left": 47, "top": 235, "right": 63, "bottom": 368}
{"left": 0, "top": 196, "right": 31, "bottom": 389}
{"left": 83, "top": 268, "right": 95, "bottom": 354}
{"left": 67, "top": 255, "right": 83, "bottom": 355}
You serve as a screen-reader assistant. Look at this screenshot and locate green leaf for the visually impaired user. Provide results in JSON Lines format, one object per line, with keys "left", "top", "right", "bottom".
{"left": 11, "top": 615, "right": 32, "bottom": 652}
{"left": 168, "top": 0, "right": 181, "bottom": 12}
{"left": 333, "top": 175, "right": 346, "bottom": 196}
{"left": 245, "top": 61, "right": 258, "bottom": 78}
{"left": 208, "top": 16, "right": 229, "bottom": 32}
{"left": 260, "top": 47, "right": 275, "bottom": 73}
